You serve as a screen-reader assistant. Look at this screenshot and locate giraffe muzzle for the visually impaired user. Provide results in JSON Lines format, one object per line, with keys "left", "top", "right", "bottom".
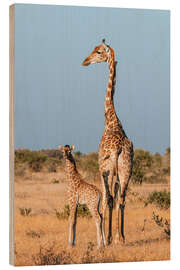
{"left": 82, "top": 58, "right": 90, "bottom": 66}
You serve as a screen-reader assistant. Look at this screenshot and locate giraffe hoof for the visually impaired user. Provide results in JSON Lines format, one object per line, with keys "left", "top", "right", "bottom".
{"left": 120, "top": 238, "right": 125, "bottom": 245}
{"left": 107, "top": 237, "right": 113, "bottom": 245}
{"left": 114, "top": 235, "right": 125, "bottom": 245}
{"left": 67, "top": 243, "right": 76, "bottom": 249}
{"left": 114, "top": 236, "right": 120, "bottom": 245}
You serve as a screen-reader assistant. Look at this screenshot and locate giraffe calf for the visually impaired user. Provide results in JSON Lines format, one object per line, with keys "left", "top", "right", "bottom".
{"left": 59, "top": 144, "right": 105, "bottom": 248}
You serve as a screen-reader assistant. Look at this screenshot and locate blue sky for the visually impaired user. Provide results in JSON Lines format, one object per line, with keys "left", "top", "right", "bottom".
{"left": 14, "top": 4, "right": 170, "bottom": 154}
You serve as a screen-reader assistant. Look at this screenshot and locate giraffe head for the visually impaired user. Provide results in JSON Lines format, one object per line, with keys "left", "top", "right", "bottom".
{"left": 82, "top": 39, "right": 114, "bottom": 66}
{"left": 59, "top": 144, "right": 75, "bottom": 159}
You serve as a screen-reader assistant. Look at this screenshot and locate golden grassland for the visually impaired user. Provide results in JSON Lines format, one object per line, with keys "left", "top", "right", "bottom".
{"left": 14, "top": 170, "right": 170, "bottom": 266}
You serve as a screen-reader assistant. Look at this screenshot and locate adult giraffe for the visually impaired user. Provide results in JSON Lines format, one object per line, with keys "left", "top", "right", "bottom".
{"left": 82, "top": 39, "right": 133, "bottom": 245}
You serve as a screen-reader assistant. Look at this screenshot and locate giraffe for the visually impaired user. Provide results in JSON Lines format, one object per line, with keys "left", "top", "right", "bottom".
{"left": 82, "top": 39, "right": 133, "bottom": 245}
{"left": 59, "top": 144, "right": 105, "bottom": 248}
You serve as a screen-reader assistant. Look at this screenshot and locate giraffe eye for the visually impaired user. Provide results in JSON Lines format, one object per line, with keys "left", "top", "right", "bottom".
{"left": 96, "top": 51, "right": 101, "bottom": 54}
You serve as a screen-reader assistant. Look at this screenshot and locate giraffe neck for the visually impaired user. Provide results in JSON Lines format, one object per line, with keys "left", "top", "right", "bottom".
{"left": 105, "top": 48, "right": 119, "bottom": 130}
{"left": 65, "top": 154, "right": 81, "bottom": 184}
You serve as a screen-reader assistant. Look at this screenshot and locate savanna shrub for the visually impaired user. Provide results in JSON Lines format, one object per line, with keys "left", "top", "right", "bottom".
{"left": 152, "top": 212, "right": 170, "bottom": 238}
{"left": 132, "top": 149, "right": 152, "bottom": 184}
{"left": 15, "top": 149, "right": 47, "bottom": 172}
{"left": 56, "top": 204, "right": 92, "bottom": 220}
{"left": 78, "top": 152, "right": 99, "bottom": 181}
{"left": 144, "top": 190, "right": 170, "bottom": 209}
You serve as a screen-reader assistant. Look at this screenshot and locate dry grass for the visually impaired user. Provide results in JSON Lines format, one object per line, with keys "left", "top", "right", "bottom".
{"left": 14, "top": 170, "right": 170, "bottom": 266}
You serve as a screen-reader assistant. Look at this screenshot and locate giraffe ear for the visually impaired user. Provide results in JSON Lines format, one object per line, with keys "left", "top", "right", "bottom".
{"left": 71, "top": 145, "right": 75, "bottom": 152}
{"left": 59, "top": 145, "right": 63, "bottom": 152}
{"left": 102, "top": 39, "right": 105, "bottom": 44}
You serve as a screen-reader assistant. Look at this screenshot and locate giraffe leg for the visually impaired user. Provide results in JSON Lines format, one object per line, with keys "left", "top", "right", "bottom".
{"left": 72, "top": 206, "right": 78, "bottom": 246}
{"left": 101, "top": 186, "right": 107, "bottom": 246}
{"left": 68, "top": 204, "right": 78, "bottom": 248}
{"left": 120, "top": 201, "right": 125, "bottom": 243}
{"left": 97, "top": 195, "right": 106, "bottom": 247}
{"left": 114, "top": 183, "right": 121, "bottom": 244}
{"left": 95, "top": 214, "right": 103, "bottom": 248}
{"left": 100, "top": 213, "right": 106, "bottom": 247}
{"left": 89, "top": 195, "right": 106, "bottom": 248}
{"left": 114, "top": 201, "right": 120, "bottom": 244}
{"left": 108, "top": 200, "right": 113, "bottom": 245}
{"left": 119, "top": 182, "right": 128, "bottom": 244}
{"left": 117, "top": 142, "right": 133, "bottom": 244}
{"left": 102, "top": 171, "right": 113, "bottom": 245}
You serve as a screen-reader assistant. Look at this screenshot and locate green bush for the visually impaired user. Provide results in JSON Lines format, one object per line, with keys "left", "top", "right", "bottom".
{"left": 78, "top": 152, "right": 99, "bottom": 181}
{"left": 74, "top": 151, "right": 83, "bottom": 158}
{"left": 46, "top": 158, "right": 61, "bottom": 172}
{"left": 134, "top": 149, "right": 152, "bottom": 168}
{"left": 77, "top": 204, "right": 92, "bottom": 218}
{"left": 166, "top": 147, "right": 170, "bottom": 155}
{"left": 19, "top": 207, "right": 32, "bottom": 216}
{"left": 144, "top": 190, "right": 170, "bottom": 209}
{"left": 56, "top": 204, "right": 92, "bottom": 220}
{"left": 15, "top": 147, "right": 170, "bottom": 182}
{"left": 26, "top": 230, "right": 41, "bottom": 238}
{"left": 29, "top": 161, "right": 42, "bottom": 172}
{"left": 41, "top": 149, "right": 63, "bottom": 160}
{"left": 15, "top": 149, "right": 65, "bottom": 174}
{"left": 144, "top": 174, "right": 168, "bottom": 184}
{"left": 153, "top": 152, "right": 162, "bottom": 167}
{"left": 33, "top": 246, "right": 73, "bottom": 265}
{"left": 132, "top": 149, "right": 152, "bottom": 184}
{"left": 162, "top": 167, "right": 170, "bottom": 175}
{"left": 132, "top": 166, "right": 144, "bottom": 185}
{"left": 152, "top": 212, "right": 170, "bottom": 238}
{"left": 15, "top": 149, "right": 47, "bottom": 163}
{"left": 52, "top": 179, "right": 59, "bottom": 184}
{"left": 15, "top": 149, "right": 47, "bottom": 172}
{"left": 131, "top": 148, "right": 170, "bottom": 184}
{"left": 15, "top": 164, "right": 26, "bottom": 177}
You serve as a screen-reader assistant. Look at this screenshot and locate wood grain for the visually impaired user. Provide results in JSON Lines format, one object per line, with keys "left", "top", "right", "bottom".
{"left": 9, "top": 4, "right": 15, "bottom": 266}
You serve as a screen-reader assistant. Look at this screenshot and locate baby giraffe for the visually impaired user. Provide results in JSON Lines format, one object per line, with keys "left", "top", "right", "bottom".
{"left": 59, "top": 144, "right": 105, "bottom": 248}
